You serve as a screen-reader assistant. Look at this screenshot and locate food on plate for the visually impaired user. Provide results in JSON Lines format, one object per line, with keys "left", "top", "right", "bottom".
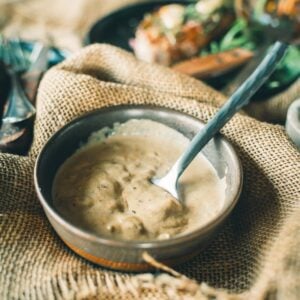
{"left": 172, "top": 47, "right": 253, "bottom": 78}
{"left": 130, "top": 0, "right": 234, "bottom": 66}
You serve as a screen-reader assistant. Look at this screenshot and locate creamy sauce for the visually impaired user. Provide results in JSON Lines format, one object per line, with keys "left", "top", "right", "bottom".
{"left": 53, "top": 120, "right": 225, "bottom": 241}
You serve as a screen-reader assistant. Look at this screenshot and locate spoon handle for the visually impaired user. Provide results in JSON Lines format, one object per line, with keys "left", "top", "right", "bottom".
{"left": 172, "top": 41, "right": 288, "bottom": 179}
{"left": 2, "top": 71, "right": 36, "bottom": 123}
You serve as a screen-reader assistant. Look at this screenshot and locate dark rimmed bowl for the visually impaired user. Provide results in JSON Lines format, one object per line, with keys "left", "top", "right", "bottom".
{"left": 34, "top": 105, "right": 243, "bottom": 271}
{"left": 86, "top": 1, "right": 194, "bottom": 50}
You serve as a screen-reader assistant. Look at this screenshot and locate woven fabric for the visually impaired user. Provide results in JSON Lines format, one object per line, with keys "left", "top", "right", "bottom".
{"left": 245, "top": 79, "right": 300, "bottom": 124}
{"left": 1, "top": 44, "right": 299, "bottom": 299}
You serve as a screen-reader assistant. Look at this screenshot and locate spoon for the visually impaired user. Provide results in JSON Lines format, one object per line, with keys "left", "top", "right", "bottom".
{"left": 151, "top": 41, "right": 288, "bottom": 203}
{"left": 1, "top": 37, "right": 36, "bottom": 124}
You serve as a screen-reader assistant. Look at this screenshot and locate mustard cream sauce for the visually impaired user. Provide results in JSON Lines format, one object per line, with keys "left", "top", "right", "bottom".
{"left": 53, "top": 120, "right": 225, "bottom": 241}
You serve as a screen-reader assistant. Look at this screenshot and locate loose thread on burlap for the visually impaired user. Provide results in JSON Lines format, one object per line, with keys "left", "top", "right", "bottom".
{"left": 142, "top": 252, "right": 182, "bottom": 278}
{"left": 142, "top": 252, "right": 240, "bottom": 299}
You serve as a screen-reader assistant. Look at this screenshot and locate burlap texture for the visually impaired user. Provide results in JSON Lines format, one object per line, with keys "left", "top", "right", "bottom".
{"left": 245, "top": 79, "right": 300, "bottom": 124}
{"left": 1, "top": 44, "right": 299, "bottom": 299}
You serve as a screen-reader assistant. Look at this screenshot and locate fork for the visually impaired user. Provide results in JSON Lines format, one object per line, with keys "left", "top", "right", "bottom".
{"left": 1, "top": 37, "right": 36, "bottom": 124}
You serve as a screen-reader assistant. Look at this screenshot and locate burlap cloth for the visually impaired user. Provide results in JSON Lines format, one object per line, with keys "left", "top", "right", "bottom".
{"left": 1, "top": 44, "right": 299, "bottom": 299}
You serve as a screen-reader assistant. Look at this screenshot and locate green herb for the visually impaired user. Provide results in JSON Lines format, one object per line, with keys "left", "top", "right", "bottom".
{"left": 200, "top": 16, "right": 300, "bottom": 94}
{"left": 266, "top": 45, "right": 300, "bottom": 89}
{"left": 183, "top": 2, "right": 231, "bottom": 24}
{"left": 184, "top": 4, "right": 205, "bottom": 23}
{"left": 253, "top": 0, "right": 268, "bottom": 20}
{"left": 219, "top": 19, "right": 255, "bottom": 51}
{"left": 200, "top": 18, "right": 256, "bottom": 56}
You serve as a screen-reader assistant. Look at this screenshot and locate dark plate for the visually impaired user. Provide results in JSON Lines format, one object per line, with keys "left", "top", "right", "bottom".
{"left": 86, "top": 0, "right": 237, "bottom": 91}
{"left": 86, "top": 1, "right": 298, "bottom": 98}
{"left": 86, "top": 0, "right": 193, "bottom": 50}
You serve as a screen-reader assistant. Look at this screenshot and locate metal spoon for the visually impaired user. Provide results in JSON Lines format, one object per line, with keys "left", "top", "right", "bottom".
{"left": 151, "top": 41, "right": 288, "bottom": 203}
{"left": 1, "top": 38, "right": 36, "bottom": 123}
{"left": 2, "top": 70, "right": 36, "bottom": 123}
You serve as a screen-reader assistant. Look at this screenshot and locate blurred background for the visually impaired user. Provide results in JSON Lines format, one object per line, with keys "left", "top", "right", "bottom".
{"left": 0, "top": 0, "right": 151, "bottom": 50}
{"left": 0, "top": 0, "right": 298, "bottom": 50}
{"left": 0, "top": 0, "right": 299, "bottom": 154}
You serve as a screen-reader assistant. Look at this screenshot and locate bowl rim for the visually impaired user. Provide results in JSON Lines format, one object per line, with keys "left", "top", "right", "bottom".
{"left": 34, "top": 104, "right": 243, "bottom": 250}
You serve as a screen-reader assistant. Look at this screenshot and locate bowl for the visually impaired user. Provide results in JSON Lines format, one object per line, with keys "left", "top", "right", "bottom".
{"left": 34, "top": 105, "right": 243, "bottom": 271}
{"left": 286, "top": 98, "right": 300, "bottom": 149}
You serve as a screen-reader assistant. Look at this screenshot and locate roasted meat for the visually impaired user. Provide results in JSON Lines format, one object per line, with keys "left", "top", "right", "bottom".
{"left": 130, "top": 0, "right": 234, "bottom": 66}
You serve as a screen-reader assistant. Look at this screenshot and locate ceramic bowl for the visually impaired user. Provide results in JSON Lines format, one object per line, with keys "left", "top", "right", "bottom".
{"left": 34, "top": 105, "right": 243, "bottom": 271}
